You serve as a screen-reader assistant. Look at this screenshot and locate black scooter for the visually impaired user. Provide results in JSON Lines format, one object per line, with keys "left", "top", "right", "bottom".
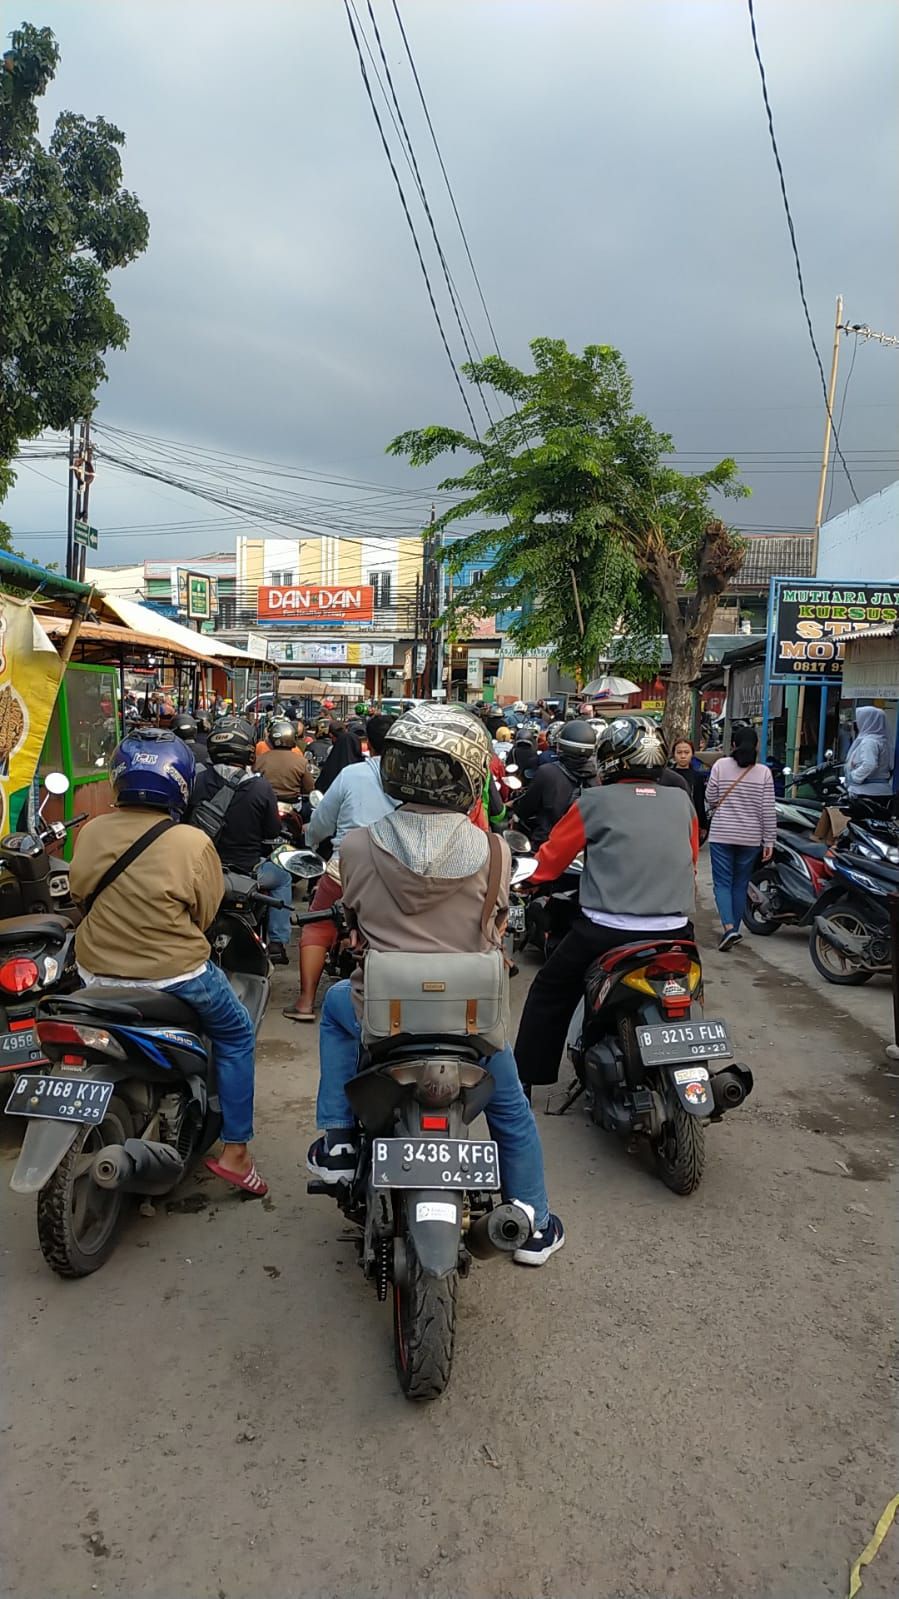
{"left": 6, "top": 874, "right": 279, "bottom": 1278}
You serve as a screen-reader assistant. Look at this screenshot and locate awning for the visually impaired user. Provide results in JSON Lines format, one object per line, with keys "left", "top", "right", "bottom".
{"left": 41, "top": 616, "right": 214, "bottom": 664}
{"left": 97, "top": 595, "right": 269, "bottom": 665}
{"left": 0, "top": 550, "right": 95, "bottom": 601}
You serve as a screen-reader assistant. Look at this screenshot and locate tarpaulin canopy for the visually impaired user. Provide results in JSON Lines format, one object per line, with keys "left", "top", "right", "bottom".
{"left": 96, "top": 595, "right": 268, "bottom": 666}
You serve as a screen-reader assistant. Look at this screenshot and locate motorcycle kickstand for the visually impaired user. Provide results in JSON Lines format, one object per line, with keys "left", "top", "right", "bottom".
{"left": 545, "top": 1079, "right": 585, "bottom": 1116}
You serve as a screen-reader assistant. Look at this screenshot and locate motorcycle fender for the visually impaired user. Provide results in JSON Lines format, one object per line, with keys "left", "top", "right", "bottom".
{"left": 402, "top": 1189, "right": 463, "bottom": 1280}
{"left": 10, "top": 1119, "right": 80, "bottom": 1193}
{"left": 662, "top": 1063, "right": 715, "bottom": 1119}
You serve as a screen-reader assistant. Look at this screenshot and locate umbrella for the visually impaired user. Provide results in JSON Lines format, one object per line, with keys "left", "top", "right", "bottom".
{"left": 581, "top": 673, "right": 642, "bottom": 700}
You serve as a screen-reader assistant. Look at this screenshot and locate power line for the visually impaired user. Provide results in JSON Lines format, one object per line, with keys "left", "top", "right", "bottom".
{"left": 745, "top": 0, "right": 859, "bottom": 503}
{"left": 341, "top": 0, "right": 480, "bottom": 439}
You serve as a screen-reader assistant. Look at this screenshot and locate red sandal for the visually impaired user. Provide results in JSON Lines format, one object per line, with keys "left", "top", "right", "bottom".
{"left": 204, "top": 1157, "right": 269, "bottom": 1198}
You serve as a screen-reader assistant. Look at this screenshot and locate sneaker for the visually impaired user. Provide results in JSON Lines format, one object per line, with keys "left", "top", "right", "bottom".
{"left": 306, "top": 1132, "right": 358, "bottom": 1185}
{"left": 513, "top": 1212, "right": 565, "bottom": 1267}
{"left": 268, "top": 941, "right": 290, "bottom": 966}
{"left": 718, "top": 929, "right": 742, "bottom": 952}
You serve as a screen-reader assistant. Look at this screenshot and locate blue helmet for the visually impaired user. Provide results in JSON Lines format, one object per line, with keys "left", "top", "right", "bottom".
{"left": 109, "top": 728, "right": 195, "bottom": 817}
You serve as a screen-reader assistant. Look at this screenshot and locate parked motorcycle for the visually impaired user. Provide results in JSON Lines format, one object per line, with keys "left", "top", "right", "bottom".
{"left": 302, "top": 903, "right": 531, "bottom": 1401}
{"left": 6, "top": 875, "right": 280, "bottom": 1278}
{"left": 810, "top": 849, "right": 899, "bottom": 986}
{"left": 560, "top": 913, "right": 753, "bottom": 1194}
{"left": 744, "top": 829, "right": 834, "bottom": 936}
{"left": 0, "top": 771, "right": 84, "bottom": 919}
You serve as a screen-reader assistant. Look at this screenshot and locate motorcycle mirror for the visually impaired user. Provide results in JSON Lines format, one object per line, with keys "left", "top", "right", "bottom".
{"left": 511, "top": 857, "right": 538, "bottom": 883}
{"left": 308, "top": 789, "right": 323, "bottom": 810}
{"left": 44, "top": 771, "right": 70, "bottom": 796}
{"left": 505, "top": 763, "right": 519, "bottom": 775}
{"left": 825, "top": 748, "right": 834, "bottom": 761}
{"left": 781, "top": 766, "right": 792, "bottom": 778}
{"left": 504, "top": 775, "right": 523, "bottom": 792}
{"left": 504, "top": 829, "right": 532, "bottom": 854}
{"left": 271, "top": 846, "right": 325, "bottom": 879}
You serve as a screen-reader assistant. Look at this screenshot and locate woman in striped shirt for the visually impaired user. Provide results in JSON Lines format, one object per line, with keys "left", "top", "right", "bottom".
{"left": 705, "top": 726, "right": 777, "bottom": 951}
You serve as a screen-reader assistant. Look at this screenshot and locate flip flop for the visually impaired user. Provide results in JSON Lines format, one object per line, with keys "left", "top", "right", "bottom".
{"left": 204, "top": 1157, "right": 269, "bottom": 1198}
{"left": 282, "top": 1007, "right": 317, "bottom": 1023}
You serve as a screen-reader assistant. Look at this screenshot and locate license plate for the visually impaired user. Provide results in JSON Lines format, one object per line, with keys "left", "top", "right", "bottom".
{"left": 371, "top": 1136, "right": 501, "bottom": 1190}
{"left": 637, "top": 1019, "right": 733, "bottom": 1066}
{"left": 507, "top": 903, "right": 526, "bottom": 933}
{"left": 0, "top": 1026, "right": 43, "bottom": 1070}
{"left": 4, "top": 1073, "right": 114, "bottom": 1124}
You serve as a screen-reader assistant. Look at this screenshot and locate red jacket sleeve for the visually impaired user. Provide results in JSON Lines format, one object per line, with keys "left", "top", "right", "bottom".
{"left": 689, "top": 809, "right": 699, "bottom": 865}
{"left": 530, "top": 803, "right": 587, "bottom": 884}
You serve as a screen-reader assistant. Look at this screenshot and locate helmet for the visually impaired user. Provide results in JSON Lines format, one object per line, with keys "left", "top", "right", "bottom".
{"left": 195, "top": 712, "right": 212, "bottom": 734}
{"left": 206, "top": 716, "right": 256, "bottom": 766}
{"left": 267, "top": 716, "right": 296, "bottom": 749}
{"left": 557, "top": 719, "right": 598, "bottom": 776}
{"left": 546, "top": 719, "right": 564, "bottom": 749}
{"left": 596, "top": 715, "right": 667, "bottom": 773}
{"left": 495, "top": 726, "right": 512, "bottom": 743}
{"left": 109, "top": 728, "right": 195, "bottom": 816}
{"left": 315, "top": 717, "right": 330, "bottom": 737}
{"left": 381, "top": 703, "right": 490, "bottom": 812}
{"left": 171, "top": 713, "right": 198, "bottom": 742}
{"left": 513, "top": 701, "right": 527, "bottom": 714}
{"left": 354, "top": 701, "right": 368, "bottom": 716}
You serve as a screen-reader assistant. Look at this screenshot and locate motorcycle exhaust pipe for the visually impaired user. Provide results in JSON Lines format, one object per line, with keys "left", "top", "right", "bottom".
{"left": 91, "top": 1138, "right": 186, "bottom": 1195}
{"left": 710, "top": 1066, "right": 754, "bottom": 1113}
{"left": 815, "top": 916, "right": 866, "bottom": 959}
{"left": 466, "top": 1202, "right": 532, "bottom": 1259}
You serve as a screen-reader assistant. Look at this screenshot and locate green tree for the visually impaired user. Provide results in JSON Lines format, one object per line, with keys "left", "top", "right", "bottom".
{"left": 0, "top": 22, "right": 149, "bottom": 524}
{"left": 389, "top": 339, "right": 748, "bottom": 738}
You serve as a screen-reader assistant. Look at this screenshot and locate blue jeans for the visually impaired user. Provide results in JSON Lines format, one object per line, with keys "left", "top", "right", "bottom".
{"left": 709, "top": 842, "right": 760, "bottom": 933}
{"left": 317, "top": 979, "right": 550, "bottom": 1229}
{"left": 257, "top": 860, "right": 293, "bottom": 946}
{"left": 169, "top": 961, "right": 256, "bottom": 1143}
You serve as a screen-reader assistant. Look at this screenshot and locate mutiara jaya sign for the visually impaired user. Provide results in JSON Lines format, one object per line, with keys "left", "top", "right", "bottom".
{"left": 770, "top": 582, "right": 899, "bottom": 684}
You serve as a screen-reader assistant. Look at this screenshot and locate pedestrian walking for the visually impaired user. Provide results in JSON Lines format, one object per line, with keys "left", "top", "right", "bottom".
{"left": 705, "top": 726, "right": 776, "bottom": 951}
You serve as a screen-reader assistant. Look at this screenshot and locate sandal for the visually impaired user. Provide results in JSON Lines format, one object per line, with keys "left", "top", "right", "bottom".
{"left": 204, "top": 1157, "right": 269, "bottom": 1198}
{"left": 282, "top": 1006, "right": 317, "bottom": 1023}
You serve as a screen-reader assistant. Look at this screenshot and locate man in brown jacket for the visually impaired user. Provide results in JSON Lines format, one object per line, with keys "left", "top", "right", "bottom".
{"left": 254, "top": 716, "right": 314, "bottom": 801}
{"left": 71, "top": 728, "right": 267, "bottom": 1197}
{"left": 306, "top": 705, "right": 563, "bottom": 1266}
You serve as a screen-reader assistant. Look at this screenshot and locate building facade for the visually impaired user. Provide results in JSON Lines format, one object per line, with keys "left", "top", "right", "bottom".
{"left": 816, "top": 480, "right": 899, "bottom": 582}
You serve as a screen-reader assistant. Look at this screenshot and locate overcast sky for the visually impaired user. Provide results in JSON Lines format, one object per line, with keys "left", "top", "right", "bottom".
{"left": 7, "top": 0, "right": 899, "bottom": 569}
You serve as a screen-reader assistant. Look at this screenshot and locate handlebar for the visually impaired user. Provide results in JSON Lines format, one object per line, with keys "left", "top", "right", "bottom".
{"left": 293, "top": 907, "right": 343, "bottom": 926}
{"left": 250, "top": 889, "right": 284, "bottom": 908}
{"left": 67, "top": 812, "right": 89, "bottom": 828}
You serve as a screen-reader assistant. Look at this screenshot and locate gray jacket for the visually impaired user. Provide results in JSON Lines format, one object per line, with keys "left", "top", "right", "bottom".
{"left": 846, "top": 707, "right": 893, "bottom": 797}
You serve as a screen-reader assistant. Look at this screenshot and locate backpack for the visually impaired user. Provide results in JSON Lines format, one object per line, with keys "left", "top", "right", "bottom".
{"left": 188, "top": 771, "right": 244, "bottom": 844}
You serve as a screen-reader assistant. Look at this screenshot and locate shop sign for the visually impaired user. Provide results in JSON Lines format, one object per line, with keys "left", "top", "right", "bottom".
{"left": 257, "top": 584, "right": 374, "bottom": 624}
{"left": 172, "top": 568, "right": 217, "bottom": 621}
{"left": 267, "top": 638, "right": 394, "bottom": 666}
{"left": 730, "top": 661, "right": 783, "bottom": 721}
{"left": 770, "top": 580, "right": 899, "bottom": 684}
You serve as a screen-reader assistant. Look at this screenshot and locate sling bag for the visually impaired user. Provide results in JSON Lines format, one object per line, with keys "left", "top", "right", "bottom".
{"left": 82, "top": 818, "right": 177, "bottom": 914}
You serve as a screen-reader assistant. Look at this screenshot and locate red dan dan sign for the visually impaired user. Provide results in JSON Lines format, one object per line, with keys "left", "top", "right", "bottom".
{"left": 257, "top": 584, "right": 375, "bottom": 624}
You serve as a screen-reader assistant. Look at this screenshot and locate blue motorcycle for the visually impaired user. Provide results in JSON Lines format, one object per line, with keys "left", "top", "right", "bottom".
{"left": 810, "top": 846, "right": 899, "bottom": 986}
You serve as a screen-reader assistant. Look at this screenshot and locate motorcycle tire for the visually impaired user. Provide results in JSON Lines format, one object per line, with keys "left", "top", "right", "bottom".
{"left": 809, "top": 902, "right": 874, "bottom": 986}
{"left": 742, "top": 870, "right": 782, "bottom": 936}
{"left": 653, "top": 1099, "right": 706, "bottom": 1196}
{"left": 392, "top": 1235, "right": 457, "bottom": 1402}
{"left": 36, "top": 1095, "right": 133, "bottom": 1278}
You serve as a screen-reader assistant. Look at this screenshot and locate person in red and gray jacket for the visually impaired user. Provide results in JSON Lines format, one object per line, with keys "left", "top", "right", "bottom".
{"left": 514, "top": 717, "right": 698, "bottom": 1091}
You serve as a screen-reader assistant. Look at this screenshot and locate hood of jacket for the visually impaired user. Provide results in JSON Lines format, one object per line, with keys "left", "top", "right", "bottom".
{"left": 366, "top": 808, "right": 488, "bottom": 914}
{"left": 854, "top": 706, "right": 887, "bottom": 741}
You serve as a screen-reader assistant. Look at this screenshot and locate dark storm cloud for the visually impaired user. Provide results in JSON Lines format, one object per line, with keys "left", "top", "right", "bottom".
{"left": 8, "top": 0, "right": 898, "bottom": 564}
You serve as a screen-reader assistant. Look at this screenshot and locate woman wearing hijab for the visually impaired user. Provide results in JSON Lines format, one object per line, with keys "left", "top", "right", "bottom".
{"left": 845, "top": 706, "right": 893, "bottom": 799}
{"left": 705, "top": 726, "right": 776, "bottom": 951}
{"left": 317, "top": 726, "right": 364, "bottom": 794}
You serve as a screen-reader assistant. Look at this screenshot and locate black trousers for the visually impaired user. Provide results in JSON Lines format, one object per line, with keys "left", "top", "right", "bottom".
{"left": 513, "top": 912, "right": 693, "bottom": 1087}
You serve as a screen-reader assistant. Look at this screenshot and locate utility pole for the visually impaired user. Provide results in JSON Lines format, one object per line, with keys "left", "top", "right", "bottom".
{"left": 421, "top": 503, "right": 437, "bottom": 697}
{"left": 65, "top": 420, "right": 77, "bottom": 580}
{"left": 811, "top": 294, "right": 843, "bottom": 575}
{"left": 68, "top": 416, "right": 96, "bottom": 583}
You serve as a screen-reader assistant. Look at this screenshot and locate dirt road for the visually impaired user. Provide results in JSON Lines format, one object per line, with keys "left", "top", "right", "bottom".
{"left": 2, "top": 900, "right": 897, "bottom": 1599}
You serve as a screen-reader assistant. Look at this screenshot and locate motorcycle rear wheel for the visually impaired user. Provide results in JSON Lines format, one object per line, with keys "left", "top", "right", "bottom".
{"left": 809, "top": 903, "right": 874, "bottom": 986}
{"left": 653, "top": 1100, "right": 706, "bottom": 1196}
{"left": 36, "top": 1095, "right": 133, "bottom": 1278}
{"left": 392, "top": 1236, "right": 457, "bottom": 1402}
{"left": 743, "top": 870, "right": 782, "bottom": 936}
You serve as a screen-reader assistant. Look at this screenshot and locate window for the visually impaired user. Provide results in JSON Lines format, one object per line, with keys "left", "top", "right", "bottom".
{"left": 270, "top": 570, "right": 294, "bottom": 586}
{"left": 217, "top": 596, "right": 236, "bottom": 627}
{"left": 64, "top": 668, "right": 120, "bottom": 782}
{"left": 468, "top": 568, "right": 489, "bottom": 586}
{"left": 369, "top": 570, "right": 392, "bottom": 609}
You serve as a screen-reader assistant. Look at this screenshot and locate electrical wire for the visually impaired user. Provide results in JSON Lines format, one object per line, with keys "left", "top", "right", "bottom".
{"left": 746, "top": 0, "right": 859, "bottom": 503}
{"left": 824, "top": 333, "right": 861, "bottom": 520}
{"left": 341, "top": 0, "right": 480, "bottom": 439}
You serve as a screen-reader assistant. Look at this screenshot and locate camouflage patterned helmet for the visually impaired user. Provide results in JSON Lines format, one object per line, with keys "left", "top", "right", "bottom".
{"left": 380, "top": 703, "right": 491, "bottom": 812}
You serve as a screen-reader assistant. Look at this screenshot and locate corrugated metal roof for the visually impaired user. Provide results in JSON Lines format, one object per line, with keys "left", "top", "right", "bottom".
{"left": 842, "top": 621, "right": 899, "bottom": 643}
{"left": 733, "top": 534, "right": 815, "bottom": 587}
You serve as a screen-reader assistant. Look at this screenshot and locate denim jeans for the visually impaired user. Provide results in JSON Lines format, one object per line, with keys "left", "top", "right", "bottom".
{"left": 317, "top": 979, "right": 550, "bottom": 1228}
{"left": 709, "top": 842, "right": 760, "bottom": 933}
{"left": 169, "top": 961, "right": 256, "bottom": 1143}
{"left": 257, "top": 859, "right": 293, "bottom": 946}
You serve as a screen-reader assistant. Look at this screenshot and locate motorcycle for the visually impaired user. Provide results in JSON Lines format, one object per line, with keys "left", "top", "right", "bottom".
{"left": 6, "top": 875, "right": 281, "bottom": 1278}
{"left": 559, "top": 910, "right": 753, "bottom": 1195}
{"left": 0, "top": 773, "right": 88, "bottom": 1075}
{"left": 744, "top": 828, "right": 834, "bottom": 936}
{"left": 810, "top": 848, "right": 899, "bottom": 986}
{"left": 302, "top": 903, "right": 531, "bottom": 1402}
{"left": 504, "top": 830, "right": 583, "bottom": 960}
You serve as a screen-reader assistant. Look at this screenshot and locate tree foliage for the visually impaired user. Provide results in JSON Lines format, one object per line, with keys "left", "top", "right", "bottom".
{"left": 389, "top": 339, "right": 748, "bottom": 729}
{"left": 0, "top": 22, "right": 149, "bottom": 508}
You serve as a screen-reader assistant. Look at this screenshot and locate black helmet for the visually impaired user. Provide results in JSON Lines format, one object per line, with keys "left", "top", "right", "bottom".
{"left": 546, "top": 719, "right": 565, "bottom": 750}
{"left": 596, "top": 715, "right": 667, "bottom": 774}
{"left": 557, "top": 719, "right": 598, "bottom": 776}
{"left": 267, "top": 716, "right": 296, "bottom": 749}
{"left": 206, "top": 716, "right": 256, "bottom": 766}
{"left": 381, "top": 703, "right": 490, "bottom": 812}
{"left": 195, "top": 712, "right": 212, "bottom": 734}
{"left": 171, "top": 713, "right": 198, "bottom": 742}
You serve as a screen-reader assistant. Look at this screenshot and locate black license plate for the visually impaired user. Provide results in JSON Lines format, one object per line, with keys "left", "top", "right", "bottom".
{"left": 4, "top": 1073, "right": 114, "bottom": 1124}
{"left": 372, "top": 1136, "right": 501, "bottom": 1190}
{"left": 637, "top": 1019, "right": 733, "bottom": 1066}
{"left": 0, "top": 1026, "right": 43, "bottom": 1071}
{"left": 507, "top": 903, "right": 526, "bottom": 933}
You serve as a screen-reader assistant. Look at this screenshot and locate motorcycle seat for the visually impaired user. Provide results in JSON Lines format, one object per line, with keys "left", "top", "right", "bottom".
{"left": 41, "top": 985, "right": 201, "bottom": 1029}
{"left": 593, "top": 937, "right": 699, "bottom": 975}
{"left": 780, "top": 834, "right": 830, "bottom": 860}
{"left": 0, "top": 913, "right": 73, "bottom": 944}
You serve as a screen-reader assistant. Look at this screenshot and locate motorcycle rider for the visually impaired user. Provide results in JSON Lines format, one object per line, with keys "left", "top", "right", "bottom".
{"left": 511, "top": 718, "right": 597, "bottom": 846}
{"left": 306, "top": 703, "right": 564, "bottom": 1266}
{"left": 514, "top": 717, "right": 698, "bottom": 1093}
{"left": 69, "top": 729, "right": 267, "bottom": 1196}
{"left": 254, "top": 715, "right": 314, "bottom": 802}
{"left": 171, "top": 712, "right": 208, "bottom": 771}
{"left": 189, "top": 717, "right": 294, "bottom": 966}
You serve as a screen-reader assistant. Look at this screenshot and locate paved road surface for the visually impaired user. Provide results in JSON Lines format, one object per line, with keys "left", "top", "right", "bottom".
{"left": 2, "top": 898, "right": 896, "bottom": 1599}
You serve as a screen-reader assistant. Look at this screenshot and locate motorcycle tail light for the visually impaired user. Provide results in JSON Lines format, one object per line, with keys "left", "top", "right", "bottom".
{"left": 37, "top": 1021, "right": 124, "bottom": 1056}
{"left": 0, "top": 957, "right": 40, "bottom": 994}
{"left": 421, "top": 1114, "right": 449, "bottom": 1131}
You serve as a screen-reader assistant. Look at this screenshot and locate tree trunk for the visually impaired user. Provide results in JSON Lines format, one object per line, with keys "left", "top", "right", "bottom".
{"left": 663, "top": 642, "right": 705, "bottom": 745}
